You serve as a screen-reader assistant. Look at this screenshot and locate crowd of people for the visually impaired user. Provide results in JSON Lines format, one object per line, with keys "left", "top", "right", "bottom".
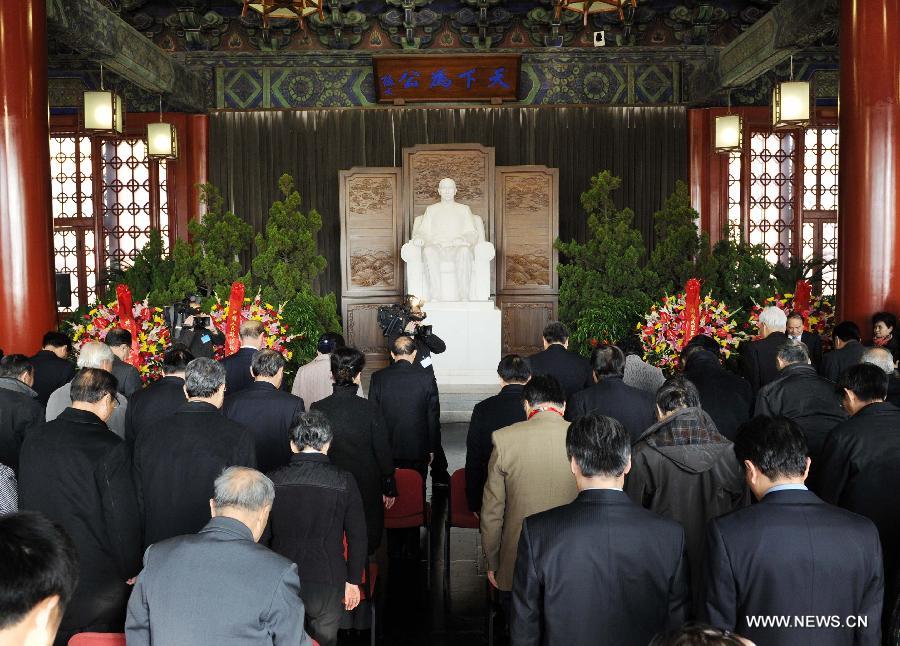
{"left": 1, "top": 306, "right": 900, "bottom": 646}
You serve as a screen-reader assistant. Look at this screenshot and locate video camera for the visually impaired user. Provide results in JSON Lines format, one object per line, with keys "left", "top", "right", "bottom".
{"left": 377, "top": 295, "right": 432, "bottom": 338}
{"left": 164, "top": 295, "right": 208, "bottom": 334}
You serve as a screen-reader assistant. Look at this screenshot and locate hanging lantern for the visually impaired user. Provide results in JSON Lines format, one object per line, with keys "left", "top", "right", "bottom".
{"left": 714, "top": 114, "right": 742, "bottom": 153}
{"left": 146, "top": 97, "right": 178, "bottom": 160}
{"left": 83, "top": 65, "right": 125, "bottom": 135}
{"left": 771, "top": 56, "right": 811, "bottom": 129}
{"left": 560, "top": 0, "right": 636, "bottom": 27}
{"left": 147, "top": 122, "right": 179, "bottom": 160}
{"left": 241, "top": 0, "right": 323, "bottom": 28}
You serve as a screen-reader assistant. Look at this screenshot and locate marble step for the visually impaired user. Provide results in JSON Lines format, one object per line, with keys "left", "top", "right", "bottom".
{"left": 438, "top": 384, "right": 500, "bottom": 423}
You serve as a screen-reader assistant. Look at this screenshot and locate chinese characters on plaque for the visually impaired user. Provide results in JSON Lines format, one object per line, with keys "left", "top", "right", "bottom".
{"left": 373, "top": 55, "right": 521, "bottom": 103}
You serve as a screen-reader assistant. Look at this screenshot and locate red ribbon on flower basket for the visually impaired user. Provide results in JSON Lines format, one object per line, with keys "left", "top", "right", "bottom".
{"left": 225, "top": 281, "right": 245, "bottom": 357}
{"left": 793, "top": 280, "right": 812, "bottom": 317}
{"left": 115, "top": 284, "right": 143, "bottom": 368}
{"left": 681, "top": 278, "right": 702, "bottom": 349}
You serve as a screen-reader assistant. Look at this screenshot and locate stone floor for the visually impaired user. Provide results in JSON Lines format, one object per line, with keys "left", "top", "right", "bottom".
{"left": 339, "top": 422, "right": 498, "bottom": 646}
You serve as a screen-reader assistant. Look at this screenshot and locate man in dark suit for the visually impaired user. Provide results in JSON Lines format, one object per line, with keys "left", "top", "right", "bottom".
{"left": 818, "top": 363, "right": 900, "bottom": 632}
{"left": 124, "top": 346, "right": 192, "bottom": 446}
{"left": 126, "top": 467, "right": 311, "bottom": 646}
{"left": 704, "top": 416, "right": 883, "bottom": 646}
{"left": 787, "top": 311, "right": 824, "bottom": 369}
{"left": 0, "top": 355, "right": 44, "bottom": 475}
{"left": 566, "top": 343, "right": 655, "bottom": 443}
{"left": 527, "top": 322, "right": 592, "bottom": 402}
{"left": 369, "top": 335, "right": 440, "bottom": 471}
{"left": 822, "top": 321, "right": 867, "bottom": 382}
{"left": 267, "top": 412, "right": 366, "bottom": 646}
{"left": 755, "top": 340, "right": 846, "bottom": 463}
{"left": 223, "top": 349, "right": 305, "bottom": 474}
{"left": 104, "top": 328, "right": 143, "bottom": 397}
{"left": 680, "top": 335, "right": 752, "bottom": 441}
{"left": 134, "top": 357, "right": 256, "bottom": 548}
{"left": 29, "top": 331, "right": 75, "bottom": 406}
{"left": 741, "top": 306, "right": 789, "bottom": 393}
{"left": 219, "top": 319, "right": 265, "bottom": 395}
{"left": 465, "top": 354, "right": 530, "bottom": 513}
{"left": 0, "top": 512, "right": 79, "bottom": 646}
{"left": 19, "top": 369, "right": 142, "bottom": 645}
{"left": 512, "top": 414, "right": 689, "bottom": 646}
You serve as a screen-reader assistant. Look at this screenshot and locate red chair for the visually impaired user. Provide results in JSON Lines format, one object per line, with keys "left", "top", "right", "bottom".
{"left": 68, "top": 634, "right": 126, "bottom": 646}
{"left": 444, "top": 468, "right": 480, "bottom": 592}
{"left": 384, "top": 468, "right": 431, "bottom": 588}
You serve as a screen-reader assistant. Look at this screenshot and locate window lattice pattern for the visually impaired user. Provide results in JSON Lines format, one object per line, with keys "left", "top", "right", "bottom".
{"left": 102, "top": 139, "right": 153, "bottom": 269}
{"left": 804, "top": 128, "right": 839, "bottom": 211}
{"left": 159, "top": 160, "right": 171, "bottom": 252}
{"left": 727, "top": 151, "right": 742, "bottom": 242}
{"left": 747, "top": 131, "right": 796, "bottom": 265}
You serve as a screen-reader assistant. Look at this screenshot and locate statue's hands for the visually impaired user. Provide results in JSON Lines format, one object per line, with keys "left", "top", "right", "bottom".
{"left": 412, "top": 238, "right": 425, "bottom": 247}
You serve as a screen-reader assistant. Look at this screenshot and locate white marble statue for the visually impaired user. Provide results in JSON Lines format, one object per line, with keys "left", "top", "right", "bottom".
{"left": 401, "top": 178, "right": 495, "bottom": 302}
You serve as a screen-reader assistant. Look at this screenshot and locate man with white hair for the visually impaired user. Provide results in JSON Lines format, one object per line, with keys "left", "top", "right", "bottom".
{"left": 863, "top": 346, "right": 900, "bottom": 407}
{"left": 45, "top": 341, "right": 128, "bottom": 438}
{"left": 741, "top": 306, "right": 788, "bottom": 393}
{"left": 126, "top": 466, "right": 311, "bottom": 646}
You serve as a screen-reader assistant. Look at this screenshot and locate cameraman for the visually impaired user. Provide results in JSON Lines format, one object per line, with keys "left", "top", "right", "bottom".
{"left": 175, "top": 311, "right": 224, "bottom": 360}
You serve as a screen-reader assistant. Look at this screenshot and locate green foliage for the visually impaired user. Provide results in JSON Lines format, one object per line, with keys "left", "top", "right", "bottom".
{"left": 699, "top": 240, "right": 776, "bottom": 313}
{"left": 251, "top": 174, "right": 328, "bottom": 304}
{"left": 772, "top": 255, "right": 836, "bottom": 297}
{"left": 182, "top": 184, "right": 253, "bottom": 301}
{"left": 281, "top": 290, "right": 342, "bottom": 370}
{"left": 569, "top": 296, "right": 647, "bottom": 357}
{"left": 555, "top": 171, "right": 656, "bottom": 329}
{"left": 647, "top": 181, "right": 709, "bottom": 295}
{"left": 106, "top": 229, "right": 173, "bottom": 306}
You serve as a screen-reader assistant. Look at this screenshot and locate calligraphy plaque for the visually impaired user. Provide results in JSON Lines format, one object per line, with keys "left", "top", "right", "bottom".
{"left": 373, "top": 55, "right": 521, "bottom": 103}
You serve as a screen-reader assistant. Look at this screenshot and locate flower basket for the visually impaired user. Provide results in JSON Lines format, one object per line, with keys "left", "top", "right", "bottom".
{"left": 68, "top": 300, "right": 171, "bottom": 384}
{"left": 639, "top": 289, "right": 747, "bottom": 372}
{"left": 209, "top": 291, "right": 300, "bottom": 361}
{"left": 748, "top": 293, "right": 835, "bottom": 346}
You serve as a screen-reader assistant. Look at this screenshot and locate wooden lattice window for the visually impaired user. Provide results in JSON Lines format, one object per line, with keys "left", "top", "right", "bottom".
{"left": 50, "top": 134, "right": 172, "bottom": 311}
{"left": 802, "top": 127, "right": 838, "bottom": 296}
{"left": 726, "top": 125, "right": 838, "bottom": 295}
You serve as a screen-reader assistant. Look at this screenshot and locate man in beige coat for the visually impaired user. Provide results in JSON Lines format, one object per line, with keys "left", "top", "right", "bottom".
{"left": 480, "top": 375, "right": 578, "bottom": 611}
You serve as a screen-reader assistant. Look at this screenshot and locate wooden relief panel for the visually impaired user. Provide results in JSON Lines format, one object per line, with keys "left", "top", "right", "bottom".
{"left": 402, "top": 144, "right": 495, "bottom": 240}
{"left": 495, "top": 166, "right": 559, "bottom": 294}
{"left": 498, "top": 295, "right": 558, "bottom": 356}
{"left": 343, "top": 298, "right": 395, "bottom": 373}
{"left": 339, "top": 168, "right": 403, "bottom": 297}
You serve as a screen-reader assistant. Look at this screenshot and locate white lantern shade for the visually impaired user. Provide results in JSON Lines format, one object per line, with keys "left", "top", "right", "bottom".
{"left": 773, "top": 80, "right": 811, "bottom": 128}
{"left": 714, "top": 114, "right": 742, "bottom": 153}
{"left": 83, "top": 90, "right": 124, "bottom": 134}
{"left": 147, "top": 122, "right": 179, "bottom": 159}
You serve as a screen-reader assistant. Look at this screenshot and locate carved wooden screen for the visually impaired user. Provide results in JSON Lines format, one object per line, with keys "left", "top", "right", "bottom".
{"left": 339, "top": 168, "right": 404, "bottom": 297}
{"left": 495, "top": 166, "right": 559, "bottom": 355}
{"left": 747, "top": 130, "right": 798, "bottom": 266}
{"left": 339, "top": 168, "right": 404, "bottom": 372}
{"left": 402, "top": 143, "right": 496, "bottom": 244}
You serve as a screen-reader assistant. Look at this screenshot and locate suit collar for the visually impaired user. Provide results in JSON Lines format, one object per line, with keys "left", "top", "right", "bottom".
{"left": 759, "top": 489, "right": 824, "bottom": 505}
{"left": 158, "top": 375, "right": 185, "bottom": 386}
{"left": 853, "top": 400, "right": 900, "bottom": 418}
{"left": 499, "top": 384, "right": 525, "bottom": 396}
{"left": 779, "top": 362, "right": 817, "bottom": 377}
{"left": 58, "top": 407, "right": 108, "bottom": 428}
{"left": 544, "top": 344, "right": 567, "bottom": 354}
{"left": 246, "top": 381, "right": 277, "bottom": 393}
{"left": 576, "top": 488, "right": 629, "bottom": 503}
{"left": 0, "top": 377, "right": 38, "bottom": 398}
{"left": 200, "top": 516, "right": 254, "bottom": 541}
{"left": 178, "top": 400, "right": 220, "bottom": 413}
{"left": 390, "top": 359, "right": 416, "bottom": 370}
{"left": 290, "top": 451, "right": 330, "bottom": 464}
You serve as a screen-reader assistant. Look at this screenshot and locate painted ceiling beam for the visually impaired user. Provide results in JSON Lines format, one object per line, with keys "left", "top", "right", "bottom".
{"left": 46, "top": 0, "right": 207, "bottom": 112}
{"left": 690, "top": 0, "right": 838, "bottom": 103}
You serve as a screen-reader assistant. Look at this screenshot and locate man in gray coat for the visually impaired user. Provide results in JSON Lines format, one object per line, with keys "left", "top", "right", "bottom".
{"left": 126, "top": 466, "right": 311, "bottom": 646}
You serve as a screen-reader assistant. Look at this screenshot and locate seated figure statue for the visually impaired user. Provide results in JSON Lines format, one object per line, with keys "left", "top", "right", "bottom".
{"left": 401, "top": 178, "right": 495, "bottom": 302}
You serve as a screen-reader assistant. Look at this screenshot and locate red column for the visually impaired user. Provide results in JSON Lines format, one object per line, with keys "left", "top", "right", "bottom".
{"left": 0, "top": 0, "right": 57, "bottom": 353}
{"left": 837, "top": 0, "right": 900, "bottom": 336}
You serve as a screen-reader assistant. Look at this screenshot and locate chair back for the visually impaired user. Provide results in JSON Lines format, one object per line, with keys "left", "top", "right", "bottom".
{"left": 68, "top": 634, "right": 126, "bottom": 646}
{"left": 449, "top": 469, "right": 480, "bottom": 529}
{"left": 384, "top": 468, "right": 425, "bottom": 529}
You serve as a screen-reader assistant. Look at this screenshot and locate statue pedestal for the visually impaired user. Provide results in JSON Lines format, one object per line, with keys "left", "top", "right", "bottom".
{"left": 423, "top": 301, "right": 501, "bottom": 385}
